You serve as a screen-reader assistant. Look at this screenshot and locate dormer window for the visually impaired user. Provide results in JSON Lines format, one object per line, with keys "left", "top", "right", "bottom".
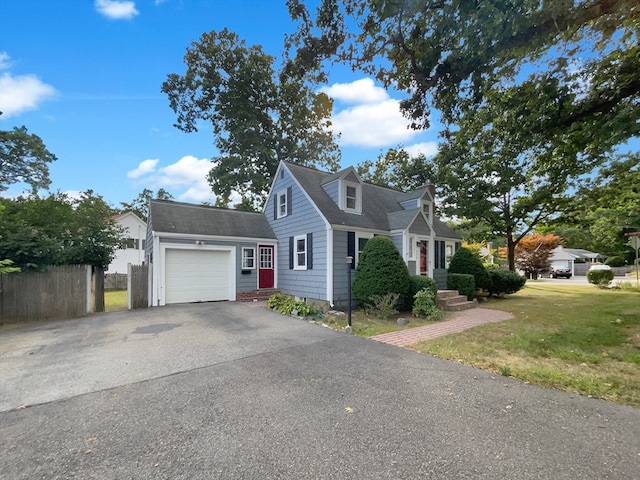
{"left": 422, "top": 201, "right": 432, "bottom": 224}
{"left": 342, "top": 181, "right": 362, "bottom": 213}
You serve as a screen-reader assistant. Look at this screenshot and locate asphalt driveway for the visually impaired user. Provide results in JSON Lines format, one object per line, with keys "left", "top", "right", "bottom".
{"left": 1, "top": 303, "right": 639, "bottom": 479}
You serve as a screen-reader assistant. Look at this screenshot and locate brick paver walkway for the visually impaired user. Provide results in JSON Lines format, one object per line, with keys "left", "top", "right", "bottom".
{"left": 370, "top": 308, "right": 514, "bottom": 347}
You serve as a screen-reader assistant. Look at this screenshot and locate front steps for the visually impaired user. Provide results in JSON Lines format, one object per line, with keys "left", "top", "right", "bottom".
{"left": 436, "top": 290, "right": 477, "bottom": 312}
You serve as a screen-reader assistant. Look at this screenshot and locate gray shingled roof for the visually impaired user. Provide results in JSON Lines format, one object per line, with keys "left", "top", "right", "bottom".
{"left": 387, "top": 209, "right": 420, "bottom": 231}
{"left": 285, "top": 162, "right": 461, "bottom": 239}
{"left": 149, "top": 200, "right": 276, "bottom": 239}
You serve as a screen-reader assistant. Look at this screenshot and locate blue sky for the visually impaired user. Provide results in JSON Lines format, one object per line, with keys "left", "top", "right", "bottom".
{"left": 0, "top": 0, "right": 439, "bottom": 208}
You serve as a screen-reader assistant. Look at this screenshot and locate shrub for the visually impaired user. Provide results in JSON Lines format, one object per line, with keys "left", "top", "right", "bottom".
{"left": 604, "top": 256, "right": 626, "bottom": 267}
{"left": 267, "top": 293, "right": 317, "bottom": 316}
{"left": 352, "top": 236, "right": 411, "bottom": 308}
{"left": 412, "top": 289, "right": 444, "bottom": 320}
{"left": 367, "top": 293, "right": 400, "bottom": 318}
{"left": 447, "top": 273, "right": 475, "bottom": 300}
{"left": 487, "top": 270, "right": 526, "bottom": 297}
{"left": 448, "top": 247, "right": 491, "bottom": 290}
{"left": 587, "top": 269, "right": 614, "bottom": 287}
{"left": 407, "top": 275, "right": 438, "bottom": 310}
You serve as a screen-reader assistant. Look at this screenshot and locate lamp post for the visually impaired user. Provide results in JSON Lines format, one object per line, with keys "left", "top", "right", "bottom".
{"left": 346, "top": 256, "right": 353, "bottom": 327}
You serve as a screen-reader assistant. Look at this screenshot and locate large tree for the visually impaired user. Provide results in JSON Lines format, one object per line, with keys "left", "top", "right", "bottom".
{"left": 120, "top": 188, "right": 174, "bottom": 221}
{"left": 0, "top": 192, "right": 123, "bottom": 271}
{"left": 287, "top": 0, "right": 640, "bottom": 269}
{"left": 0, "top": 125, "right": 57, "bottom": 194}
{"left": 356, "top": 147, "right": 436, "bottom": 192}
{"left": 162, "top": 28, "right": 340, "bottom": 207}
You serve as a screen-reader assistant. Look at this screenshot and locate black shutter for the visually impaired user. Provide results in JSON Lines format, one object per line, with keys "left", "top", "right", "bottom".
{"left": 289, "top": 236, "right": 294, "bottom": 269}
{"left": 273, "top": 194, "right": 277, "bottom": 220}
{"left": 347, "top": 231, "right": 355, "bottom": 269}
{"left": 287, "top": 186, "right": 293, "bottom": 215}
{"left": 307, "top": 233, "right": 313, "bottom": 269}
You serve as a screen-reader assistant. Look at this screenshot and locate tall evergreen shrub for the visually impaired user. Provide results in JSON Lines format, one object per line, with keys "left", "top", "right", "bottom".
{"left": 352, "top": 236, "right": 411, "bottom": 308}
{"left": 448, "top": 247, "right": 491, "bottom": 290}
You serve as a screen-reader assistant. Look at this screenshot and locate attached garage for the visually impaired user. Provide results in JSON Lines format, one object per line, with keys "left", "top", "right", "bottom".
{"left": 164, "top": 248, "right": 233, "bottom": 304}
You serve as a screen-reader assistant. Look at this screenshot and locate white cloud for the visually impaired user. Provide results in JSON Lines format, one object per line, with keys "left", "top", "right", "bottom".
{"left": 321, "top": 78, "right": 389, "bottom": 105}
{"left": 95, "top": 0, "right": 139, "bottom": 20}
{"left": 127, "top": 158, "right": 159, "bottom": 179}
{"left": 404, "top": 142, "right": 439, "bottom": 158}
{"left": 130, "top": 155, "right": 216, "bottom": 203}
{"left": 321, "top": 78, "right": 425, "bottom": 148}
{"left": 331, "top": 98, "right": 418, "bottom": 148}
{"left": 0, "top": 71, "right": 57, "bottom": 119}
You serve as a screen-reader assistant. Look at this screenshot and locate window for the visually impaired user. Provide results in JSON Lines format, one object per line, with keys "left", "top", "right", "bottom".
{"left": 277, "top": 190, "right": 287, "bottom": 218}
{"left": 242, "top": 248, "right": 255, "bottom": 269}
{"left": 408, "top": 235, "right": 417, "bottom": 260}
{"left": 294, "top": 235, "right": 306, "bottom": 270}
{"left": 435, "top": 241, "right": 446, "bottom": 269}
{"left": 141, "top": 239, "right": 146, "bottom": 250}
{"left": 422, "top": 201, "right": 432, "bottom": 223}
{"left": 259, "top": 247, "right": 272, "bottom": 269}
{"left": 342, "top": 181, "right": 361, "bottom": 213}
{"left": 124, "top": 238, "right": 135, "bottom": 249}
{"left": 356, "top": 233, "right": 373, "bottom": 265}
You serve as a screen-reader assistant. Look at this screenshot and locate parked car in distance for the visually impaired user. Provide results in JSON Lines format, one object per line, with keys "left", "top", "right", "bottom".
{"left": 550, "top": 264, "right": 572, "bottom": 278}
{"left": 588, "top": 264, "right": 613, "bottom": 272}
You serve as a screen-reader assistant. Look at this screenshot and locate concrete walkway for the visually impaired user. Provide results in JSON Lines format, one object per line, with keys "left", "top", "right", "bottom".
{"left": 370, "top": 308, "right": 514, "bottom": 347}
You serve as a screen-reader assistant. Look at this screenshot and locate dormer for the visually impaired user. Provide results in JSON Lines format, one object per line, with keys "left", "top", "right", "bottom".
{"left": 321, "top": 167, "right": 363, "bottom": 214}
{"left": 397, "top": 181, "right": 436, "bottom": 225}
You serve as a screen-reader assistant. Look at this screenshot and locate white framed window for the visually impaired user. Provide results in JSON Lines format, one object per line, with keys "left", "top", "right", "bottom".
{"left": 242, "top": 247, "right": 255, "bottom": 269}
{"left": 356, "top": 233, "right": 373, "bottom": 265}
{"left": 342, "top": 181, "right": 361, "bottom": 213}
{"left": 422, "top": 201, "right": 432, "bottom": 223}
{"left": 407, "top": 235, "right": 417, "bottom": 260}
{"left": 277, "top": 190, "right": 288, "bottom": 218}
{"left": 294, "top": 235, "right": 307, "bottom": 270}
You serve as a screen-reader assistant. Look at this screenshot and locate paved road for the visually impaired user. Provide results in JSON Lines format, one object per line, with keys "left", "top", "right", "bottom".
{"left": 1, "top": 303, "right": 639, "bottom": 479}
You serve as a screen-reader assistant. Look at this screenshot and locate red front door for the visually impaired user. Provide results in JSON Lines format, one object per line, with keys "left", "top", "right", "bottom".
{"left": 258, "top": 245, "right": 274, "bottom": 289}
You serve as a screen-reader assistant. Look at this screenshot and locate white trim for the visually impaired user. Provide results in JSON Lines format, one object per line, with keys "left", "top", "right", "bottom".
{"left": 242, "top": 247, "right": 256, "bottom": 270}
{"left": 355, "top": 232, "right": 373, "bottom": 266}
{"left": 407, "top": 234, "right": 417, "bottom": 261}
{"left": 293, "top": 234, "right": 307, "bottom": 270}
{"left": 152, "top": 231, "right": 276, "bottom": 244}
{"left": 326, "top": 227, "right": 333, "bottom": 305}
{"left": 277, "top": 189, "right": 288, "bottom": 219}
{"left": 157, "top": 244, "right": 236, "bottom": 306}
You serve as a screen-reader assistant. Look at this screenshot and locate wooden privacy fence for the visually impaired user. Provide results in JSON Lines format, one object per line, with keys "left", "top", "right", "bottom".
{"left": 128, "top": 263, "right": 149, "bottom": 309}
{"left": 105, "top": 273, "right": 128, "bottom": 290}
{"left": 0, "top": 265, "right": 105, "bottom": 324}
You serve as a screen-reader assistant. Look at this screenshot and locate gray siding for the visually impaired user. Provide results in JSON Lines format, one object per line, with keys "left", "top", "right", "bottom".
{"left": 344, "top": 171, "right": 359, "bottom": 183}
{"left": 433, "top": 268, "right": 448, "bottom": 289}
{"left": 407, "top": 260, "right": 417, "bottom": 276}
{"left": 390, "top": 233, "right": 404, "bottom": 258}
{"left": 322, "top": 180, "right": 339, "bottom": 205}
{"left": 332, "top": 230, "right": 351, "bottom": 305}
{"left": 145, "top": 214, "right": 153, "bottom": 263}
{"left": 409, "top": 214, "right": 431, "bottom": 236}
{"left": 266, "top": 168, "right": 328, "bottom": 301}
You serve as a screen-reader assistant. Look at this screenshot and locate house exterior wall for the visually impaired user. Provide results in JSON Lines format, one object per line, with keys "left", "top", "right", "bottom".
{"left": 322, "top": 180, "right": 339, "bottom": 204}
{"left": 108, "top": 213, "right": 147, "bottom": 274}
{"left": 266, "top": 166, "right": 328, "bottom": 302}
{"left": 409, "top": 214, "right": 431, "bottom": 236}
{"left": 332, "top": 230, "right": 350, "bottom": 307}
{"left": 433, "top": 268, "right": 447, "bottom": 289}
{"left": 400, "top": 199, "right": 418, "bottom": 210}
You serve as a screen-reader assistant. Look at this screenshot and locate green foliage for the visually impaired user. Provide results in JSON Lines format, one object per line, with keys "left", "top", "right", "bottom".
{"left": 587, "top": 269, "right": 615, "bottom": 287}
{"left": 0, "top": 125, "right": 57, "bottom": 194}
{"left": 356, "top": 148, "right": 436, "bottom": 192}
{"left": 0, "top": 191, "right": 123, "bottom": 271}
{"left": 448, "top": 247, "right": 490, "bottom": 290}
{"left": 407, "top": 275, "right": 438, "bottom": 310}
{"left": 366, "top": 293, "right": 400, "bottom": 319}
{"left": 604, "top": 256, "right": 626, "bottom": 267}
{"left": 487, "top": 270, "right": 526, "bottom": 297}
{"left": 0, "top": 259, "right": 21, "bottom": 274}
{"left": 120, "top": 188, "right": 173, "bottom": 221}
{"left": 352, "top": 236, "right": 411, "bottom": 308}
{"left": 412, "top": 289, "right": 443, "bottom": 321}
{"left": 447, "top": 273, "right": 476, "bottom": 301}
{"left": 162, "top": 28, "right": 340, "bottom": 207}
{"left": 267, "top": 293, "right": 317, "bottom": 317}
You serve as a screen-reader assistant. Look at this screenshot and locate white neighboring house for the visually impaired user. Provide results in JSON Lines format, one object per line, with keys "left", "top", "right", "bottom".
{"left": 107, "top": 212, "right": 147, "bottom": 274}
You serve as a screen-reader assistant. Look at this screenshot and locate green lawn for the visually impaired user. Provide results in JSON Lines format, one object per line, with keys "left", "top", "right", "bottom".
{"left": 409, "top": 284, "right": 640, "bottom": 407}
{"left": 105, "top": 289, "right": 127, "bottom": 312}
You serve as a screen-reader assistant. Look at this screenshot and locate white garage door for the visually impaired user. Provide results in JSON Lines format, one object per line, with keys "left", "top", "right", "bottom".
{"left": 165, "top": 249, "right": 231, "bottom": 304}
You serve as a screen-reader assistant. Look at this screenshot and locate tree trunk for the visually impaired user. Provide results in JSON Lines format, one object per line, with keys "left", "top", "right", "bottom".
{"left": 506, "top": 229, "right": 516, "bottom": 271}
